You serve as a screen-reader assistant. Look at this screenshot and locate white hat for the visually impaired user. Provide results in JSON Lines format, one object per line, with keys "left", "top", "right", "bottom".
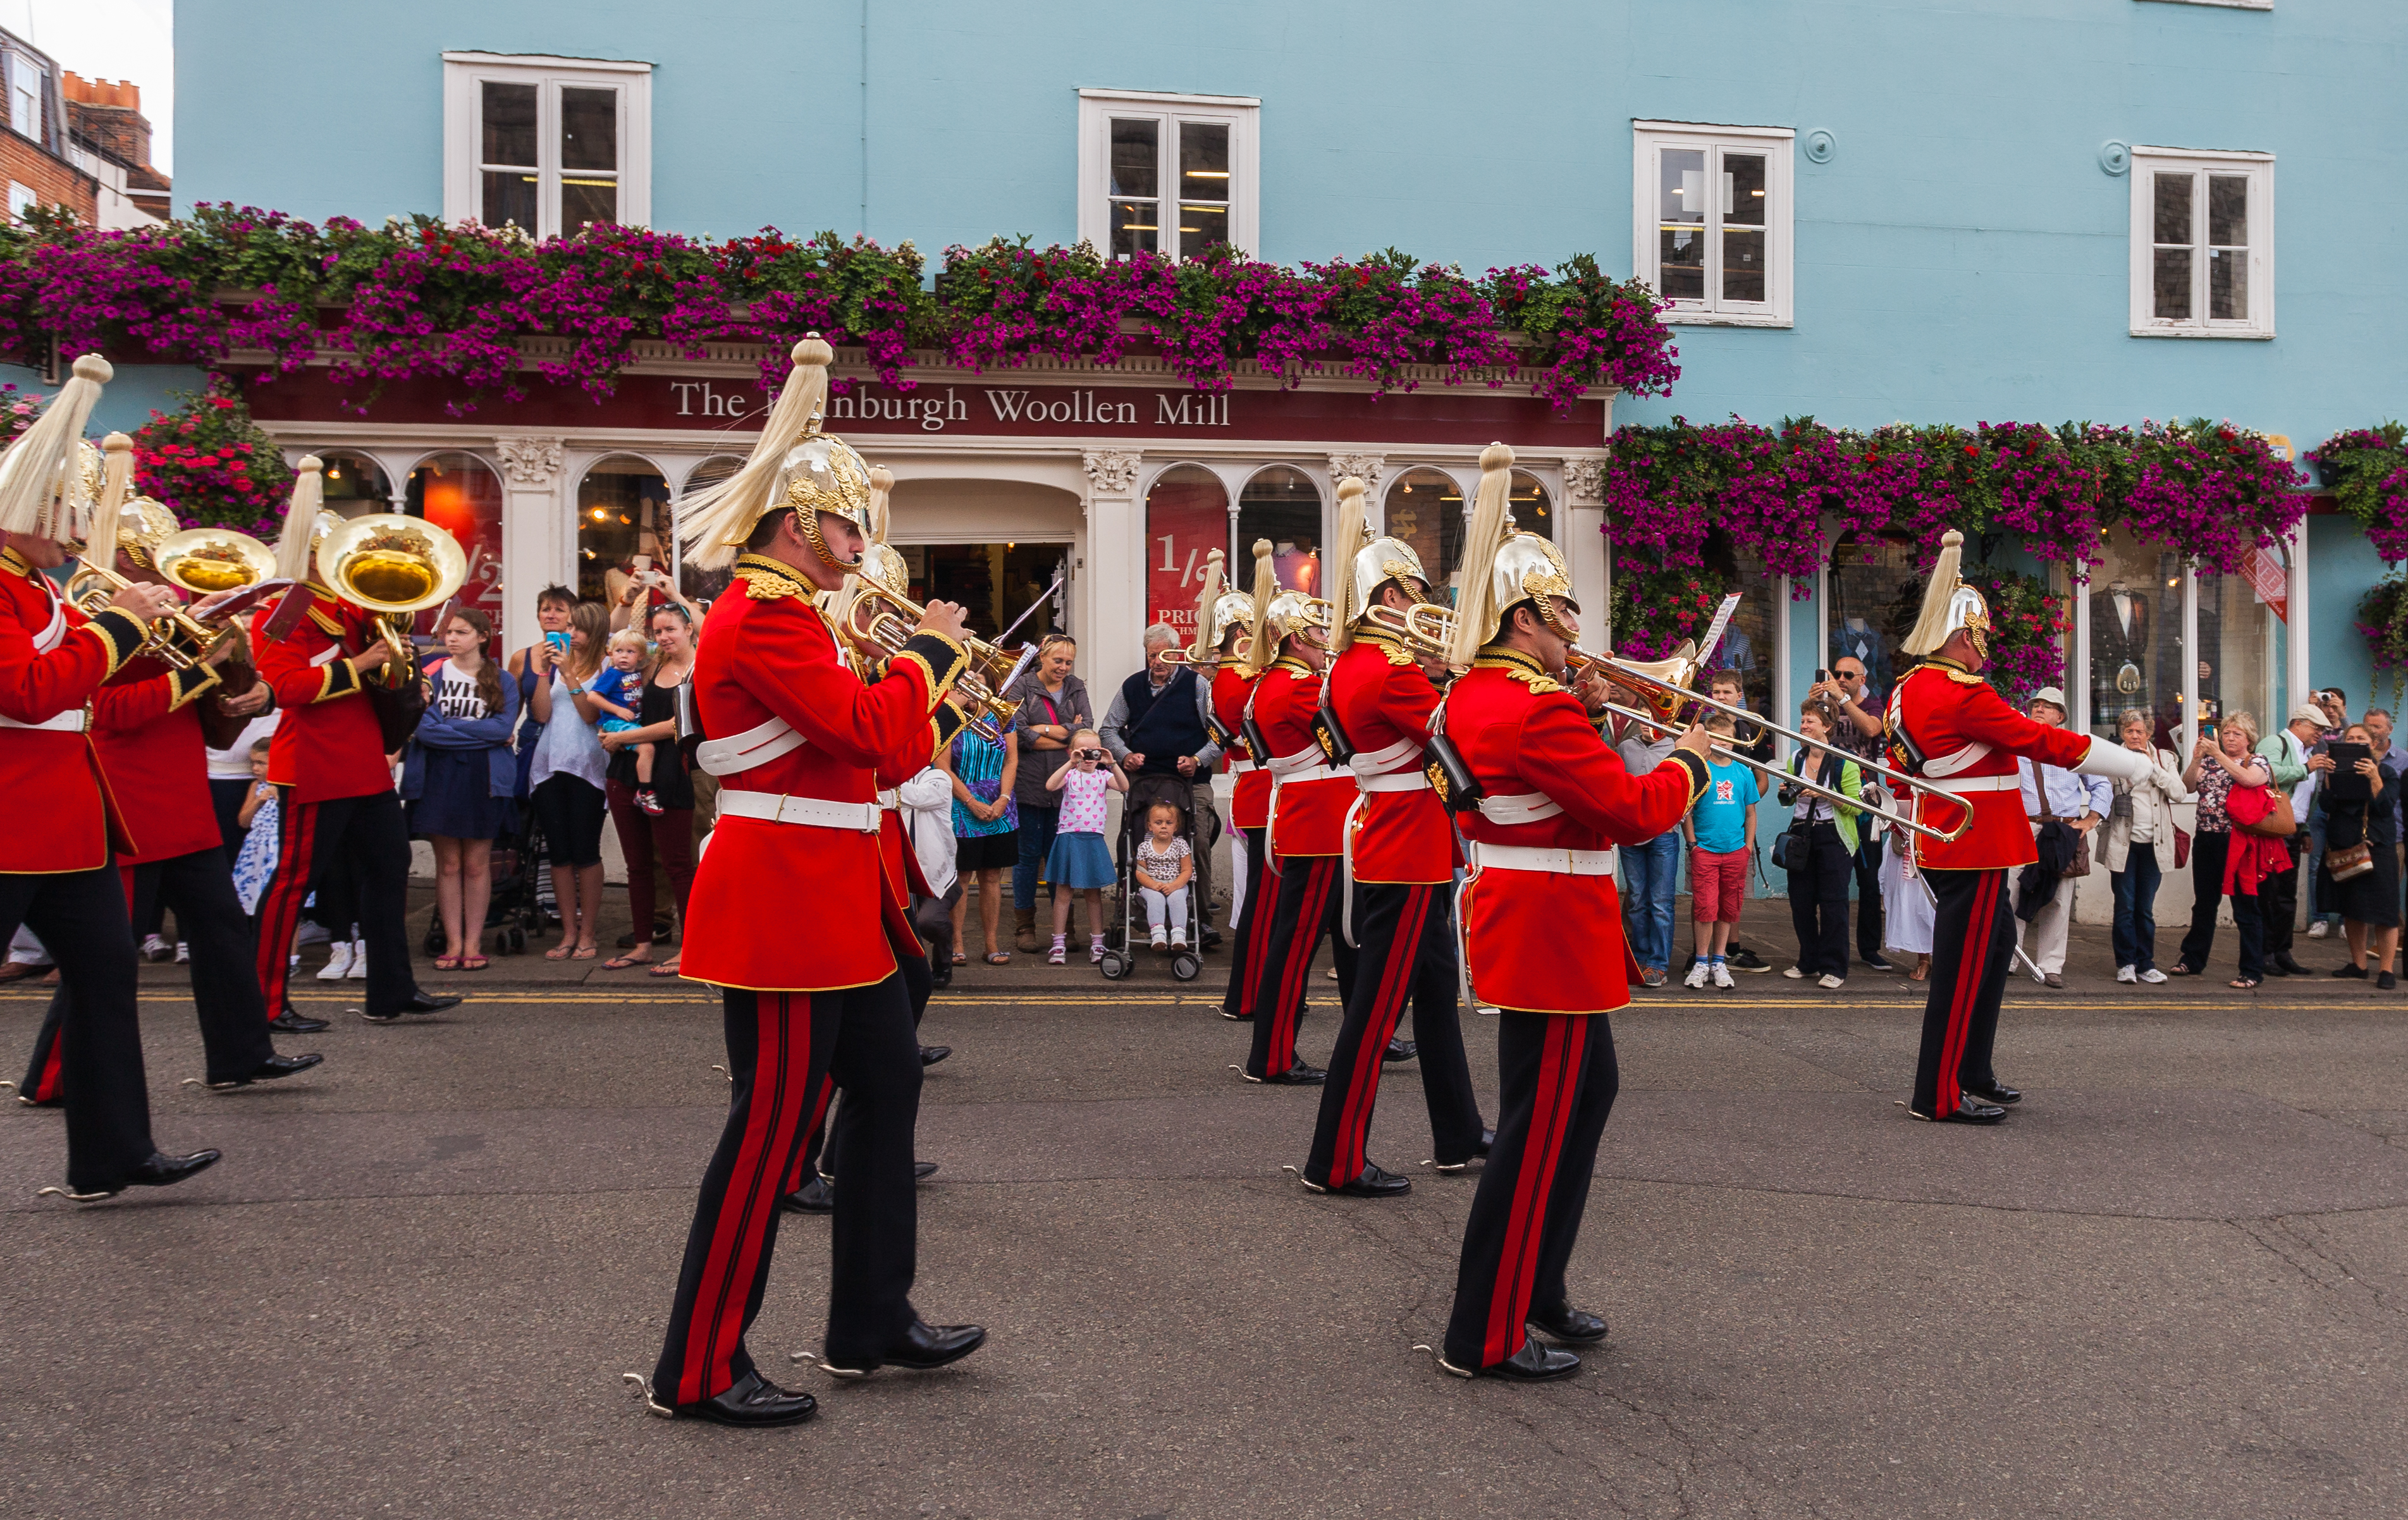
{"left": 2288, "top": 702, "right": 2330, "bottom": 727}
{"left": 2030, "top": 687, "right": 2068, "bottom": 711}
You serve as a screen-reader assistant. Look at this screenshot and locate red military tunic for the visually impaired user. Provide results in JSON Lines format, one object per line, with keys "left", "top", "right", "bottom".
{"left": 681, "top": 554, "right": 964, "bottom": 992}
{"left": 250, "top": 587, "right": 391, "bottom": 804}
{"left": 1254, "top": 655, "right": 1351, "bottom": 859}
{"left": 1451, "top": 649, "right": 1704, "bottom": 1015}
{"left": 93, "top": 656, "right": 226, "bottom": 865}
{"left": 1213, "top": 665, "right": 1270, "bottom": 831}
{"left": 1330, "top": 628, "right": 1453, "bottom": 885}
{"left": 0, "top": 548, "right": 149, "bottom": 871}
{"left": 1890, "top": 658, "right": 2093, "bottom": 872}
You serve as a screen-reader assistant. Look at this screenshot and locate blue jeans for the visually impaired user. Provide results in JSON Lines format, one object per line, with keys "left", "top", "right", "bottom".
{"left": 1619, "top": 831, "right": 1681, "bottom": 972}
{"left": 2110, "top": 843, "right": 2161, "bottom": 972}
{"left": 1013, "top": 804, "right": 1060, "bottom": 913}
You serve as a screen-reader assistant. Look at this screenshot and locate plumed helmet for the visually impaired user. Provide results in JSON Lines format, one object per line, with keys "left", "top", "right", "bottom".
{"left": 1346, "top": 536, "right": 1431, "bottom": 623}
{"left": 0, "top": 353, "right": 111, "bottom": 543}
{"left": 1262, "top": 587, "right": 1334, "bottom": 649}
{"left": 1208, "top": 589, "right": 1256, "bottom": 644}
{"left": 1900, "top": 529, "right": 1990, "bottom": 661}
{"left": 857, "top": 540, "right": 911, "bottom": 604}
{"left": 677, "top": 335, "right": 873, "bottom": 572}
{"left": 1446, "top": 444, "right": 1580, "bottom": 664}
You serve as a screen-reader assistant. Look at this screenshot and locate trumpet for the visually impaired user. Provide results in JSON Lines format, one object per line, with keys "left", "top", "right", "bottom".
{"left": 1389, "top": 599, "right": 1972, "bottom": 843}
{"left": 840, "top": 587, "right": 1023, "bottom": 745}
{"left": 316, "top": 513, "right": 470, "bottom": 689}
{"left": 64, "top": 558, "right": 226, "bottom": 671}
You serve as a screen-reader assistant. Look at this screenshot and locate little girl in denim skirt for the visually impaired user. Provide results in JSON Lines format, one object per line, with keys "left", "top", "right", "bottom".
{"left": 1043, "top": 728, "right": 1127, "bottom": 964}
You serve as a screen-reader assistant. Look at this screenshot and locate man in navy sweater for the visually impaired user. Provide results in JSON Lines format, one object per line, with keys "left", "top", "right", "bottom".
{"left": 1101, "top": 623, "right": 1223, "bottom": 943}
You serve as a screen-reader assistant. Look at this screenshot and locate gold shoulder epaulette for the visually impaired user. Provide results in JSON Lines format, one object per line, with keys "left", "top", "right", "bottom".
{"left": 1945, "top": 668, "right": 1984, "bottom": 686}
{"left": 733, "top": 554, "right": 809, "bottom": 602}
{"left": 1381, "top": 644, "right": 1415, "bottom": 668}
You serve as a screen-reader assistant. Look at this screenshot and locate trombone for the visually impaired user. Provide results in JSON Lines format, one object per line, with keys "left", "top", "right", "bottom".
{"left": 1380, "top": 598, "right": 1973, "bottom": 844}
{"left": 840, "top": 585, "right": 1023, "bottom": 745}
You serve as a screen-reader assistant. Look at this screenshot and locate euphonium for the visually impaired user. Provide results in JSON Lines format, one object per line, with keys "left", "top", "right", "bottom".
{"left": 315, "top": 513, "right": 469, "bottom": 689}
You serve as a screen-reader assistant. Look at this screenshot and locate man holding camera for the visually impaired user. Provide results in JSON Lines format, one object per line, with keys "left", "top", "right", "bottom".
{"left": 1810, "top": 657, "right": 1895, "bottom": 973}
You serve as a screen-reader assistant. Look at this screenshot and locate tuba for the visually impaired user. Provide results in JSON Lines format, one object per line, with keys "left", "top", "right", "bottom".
{"left": 314, "top": 513, "right": 469, "bottom": 688}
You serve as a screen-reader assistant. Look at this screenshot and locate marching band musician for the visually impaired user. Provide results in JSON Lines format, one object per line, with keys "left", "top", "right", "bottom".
{"left": 644, "top": 336, "right": 983, "bottom": 1431}
{"left": 0, "top": 355, "right": 223, "bottom": 1199}
{"left": 16, "top": 436, "right": 321, "bottom": 1106}
{"left": 1237, "top": 553, "right": 1357, "bottom": 1085}
{"left": 1213, "top": 542, "right": 1270, "bottom": 1023}
{"left": 1433, "top": 444, "right": 1711, "bottom": 1382}
{"left": 1295, "top": 478, "right": 1487, "bottom": 1197}
{"left": 246, "top": 460, "right": 460, "bottom": 1030}
{"left": 1888, "top": 530, "right": 2150, "bottom": 1123}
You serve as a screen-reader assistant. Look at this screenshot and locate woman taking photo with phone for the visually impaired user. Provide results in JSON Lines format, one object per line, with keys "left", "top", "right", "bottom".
{"left": 598, "top": 602, "right": 701, "bottom": 976}
{"left": 2173, "top": 713, "right": 2278, "bottom": 988}
{"left": 525, "top": 599, "right": 612, "bottom": 960}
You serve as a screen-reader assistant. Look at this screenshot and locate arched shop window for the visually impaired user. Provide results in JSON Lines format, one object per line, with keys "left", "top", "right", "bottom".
{"left": 1509, "top": 470, "right": 1554, "bottom": 541}
{"left": 675, "top": 455, "right": 742, "bottom": 606}
{"left": 404, "top": 452, "right": 505, "bottom": 639}
{"left": 1383, "top": 468, "right": 1464, "bottom": 595}
{"left": 319, "top": 452, "right": 392, "bottom": 517}
{"left": 2197, "top": 544, "right": 2288, "bottom": 746}
{"left": 2086, "top": 528, "right": 2188, "bottom": 747}
{"left": 1144, "top": 463, "right": 1229, "bottom": 643}
{"left": 577, "top": 455, "right": 669, "bottom": 605}
{"left": 1236, "top": 465, "right": 1321, "bottom": 597}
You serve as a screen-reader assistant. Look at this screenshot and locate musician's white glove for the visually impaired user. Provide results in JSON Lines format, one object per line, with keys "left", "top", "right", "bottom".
{"left": 2073, "top": 735, "right": 2153, "bottom": 783}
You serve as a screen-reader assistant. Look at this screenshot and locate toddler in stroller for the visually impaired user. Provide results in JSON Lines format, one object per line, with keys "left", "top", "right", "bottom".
{"left": 1132, "top": 800, "right": 1196, "bottom": 950}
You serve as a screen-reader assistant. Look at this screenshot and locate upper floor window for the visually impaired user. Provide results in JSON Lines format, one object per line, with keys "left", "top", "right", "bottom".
{"left": 2128, "top": 147, "right": 2273, "bottom": 339}
{"left": 442, "top": 52, "right": 651, "bottom": 237}
{"left": 1078, "top": 89, "right": 1258, "bottom": 260}
{"left": 1631, "top": 121, "right": 1793, "bottom": 328}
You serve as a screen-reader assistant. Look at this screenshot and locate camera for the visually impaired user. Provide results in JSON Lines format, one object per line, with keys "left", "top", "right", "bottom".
{"left": 1079, "top": 747, "right": 1105, "bottom": 761}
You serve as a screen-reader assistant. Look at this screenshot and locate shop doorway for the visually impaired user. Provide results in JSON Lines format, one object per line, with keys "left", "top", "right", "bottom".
{"left": 902, "top": 542, "right": 1071, "bottom": 646}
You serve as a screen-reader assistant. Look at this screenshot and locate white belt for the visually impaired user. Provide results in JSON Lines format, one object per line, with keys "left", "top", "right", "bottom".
{"left": 1274, "top": 764, "right": 1346, "bottom": 787}
{"left": 876, "top": 787, "right": 899, "bottom": 811}
{"left": 1477, "top": 790, "right": 1564, "bottom": 825}
{"left": 1920, "top": 740, "right": 1995, "bottom": 778}
{"left": 1228, "top": 759, "right": 1260, "bottom": 775}
{"left": 1349, "top": 735, "right": 1422, "bottom": 780}
{"left": 1265, "top": 743, "right": 1328, "bottom": 780}
{"left": 1358, "top": 771, "right": 1428, "bottom": 794}
{"left": 0, "top": 709, "right": 88, "bottom": 733}
{"left": 1470, "top": 842, "right": 1615, "bottom": 876}
{"left": 696, "top": 714, "right": 808, "bottom": 776}
{"left": 1923, "top": 774, "right": 2019, "bottom": 794}
{"left": 715, "top": 790, "right": 882, "bottom": 833}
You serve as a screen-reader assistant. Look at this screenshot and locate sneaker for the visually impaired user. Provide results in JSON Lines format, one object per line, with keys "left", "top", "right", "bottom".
{"left": 1640, "top": 967, "right": 1667, "bottom": 988}
{"left": 316, "top": 941, "right": 353, "bottom": 981}
{"left": 1047, "top": 940, "right": 1067, "bottom": 965}
{"left": 1090, "top": 937, "right": 1107, "bottom": 964}
{"left": 1730, "top": 946, "right": 1771, "bottom": 972}
{"left": 346, "top": 940, "right": 367, "bottom": 979}
{"left": 1862, "top": 953, "right": 1897, "bottom": 973}
{"left": 1150, "top": 926, "right": 1167, "bottom": 950}
{"left": 173, "top": 941, "right": 189, "bottom": 964}
{"left": 636, "top": 787, "right": 665, "bottom": 818}
{"left": 2138, "top": 967, "right": 2167, "bottom": 984}
{"left": 140, "top": 934, "right": 173, "bottom": 963}
{"left": 1170, "top": 929, "right": 1188, "bottom": 948}
{"left": 1783, "top": 965, "right": 1807, "bottom": 980}
{"left": 2308, "top": 921, "right": 2330, "bottom": 939}
{"left": 295, "top": 921, "right": 332, "bottom": 948}
{"left": 1711, "top": 961, "right": 1735, "bottom": 989}
{"left": 1817, "top": 974, "right": 1846, "bottom": 990}
{"left": 2382, "top": 971, "right": 2399, "bottom": 991}
{"left": 1683, "top": 961, "right": 1711, "bottom": 989}
{"left": 2116, "top": 965, "right": 2137, "bottom": 984}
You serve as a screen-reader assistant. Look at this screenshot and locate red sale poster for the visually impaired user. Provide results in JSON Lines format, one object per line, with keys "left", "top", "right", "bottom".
{"left": 1146, "top": 474, "right": 1229, "bottom": 642}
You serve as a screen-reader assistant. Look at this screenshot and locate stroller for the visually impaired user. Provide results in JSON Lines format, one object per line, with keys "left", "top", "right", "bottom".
{"left": 420, "top": 811, "right": 546, "bottom": 958}
{"left": 1097, "top": 771, "right": 1204, "bottom": 983}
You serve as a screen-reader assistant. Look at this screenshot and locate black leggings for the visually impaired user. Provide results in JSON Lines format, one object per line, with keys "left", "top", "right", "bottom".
{"left": 532, "top": 775, "right": 607, "bottom": 867}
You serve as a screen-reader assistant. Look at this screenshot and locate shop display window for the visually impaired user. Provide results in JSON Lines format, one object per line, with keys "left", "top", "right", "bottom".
{"left": 1144, "top": 463, "right": 1228, "bottom": 642}
{"left": 1509, "top": 470, "right": 1555, "bottom": 542}
{"left": 1382, "top": 467, "right": 1464, "bottom": 596}
{"left": 2086, "top": 529, "right": 2189, "bottom": 747}
{"left": 575, "top": 455, "right": 668, "bottom": 606}
{"left": 1236, "top": 465, "right": 1322, "bottom": 598}
{"left": 404, "top": 452, "right": 504, "bottom": 640}
{"left": 674, "top": 456, "right": 742, "bottom": 606}
{"left": 2196, "top": 549, "right": 2289, "bottom": 747}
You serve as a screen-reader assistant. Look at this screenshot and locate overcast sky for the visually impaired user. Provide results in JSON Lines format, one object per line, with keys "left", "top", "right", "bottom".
{"left": 8, "top": 0, "right": 174, "bottom": 173}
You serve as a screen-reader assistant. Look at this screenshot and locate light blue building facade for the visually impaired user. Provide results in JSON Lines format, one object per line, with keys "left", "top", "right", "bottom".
{"left": 106, "top": 0, "right": 2408, "bottom": 917}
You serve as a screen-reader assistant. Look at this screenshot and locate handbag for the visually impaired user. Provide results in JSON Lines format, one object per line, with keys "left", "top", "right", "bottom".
{"left": 1770, "top": 826, "right": 1803, "bottom": 872}
{"left": 2235, "top": 787, "right": 2297, "bottom": 838}
{"left": 2326, "top": 840, "right": 2376, "bottom": 881}
{"left": 2173, "top": 824, "right": 2191, "bottom": 870}
{"left": 2061, "top": 831, "right": 2092, "bottom": 879}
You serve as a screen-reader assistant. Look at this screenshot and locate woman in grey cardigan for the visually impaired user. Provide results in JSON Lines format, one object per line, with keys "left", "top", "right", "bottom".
{"left": 1007, "top": 634, "right": 1094, "bottom": 953}
{"left": 2101, "top": 708, "right": 2190, "bottom": 984}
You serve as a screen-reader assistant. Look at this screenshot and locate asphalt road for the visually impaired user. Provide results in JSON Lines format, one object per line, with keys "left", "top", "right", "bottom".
{"left": 3, "top": 904, "right": 2402, "bottom": 1519}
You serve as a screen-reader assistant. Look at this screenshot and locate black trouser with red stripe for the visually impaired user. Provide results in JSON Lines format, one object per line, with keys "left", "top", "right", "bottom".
{"left": 0, "top": 864, "right": 159, "bottom": 1192}
{"left": 1442, "top": 1008, "right": 1618, "bottom": 1370}
{"left": 1910, "top": 866, "right": 2013, "bottom": 1117}
{"left": 252, "top": 790, "right": 416, "bottom": 1018}
{"left": 799, "top": 944, "right": 932, "bottom": 1186}
{"left": 1303, "top": 881, "right": 1484, "bottom": 1185}
{"left": 654, "top": 974, "right": 924, "bottom": 1404}
{"left": 22, "top": 847, "right": 274, "bottom": 1101}
{"left": 1219, "top": 827, "right": 1268, "bottom": 1018}
{"left": 1244, "top": 854, "right": 1358, "bottom": 1079}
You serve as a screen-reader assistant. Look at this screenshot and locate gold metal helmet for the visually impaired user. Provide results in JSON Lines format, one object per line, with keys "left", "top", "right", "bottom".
{"left": 1208, "top": 589, "right": 1256, "bottom": 647}
{"left": 117, "top": 496, "right": 180, "bottom": 567}
{"left": 677, "top": 334, "right": 872, "bottom": 573}
{"left": 857, "top": 540, "right": 910, "bottom": 604}
{"left": 1261, "top": 587, "right": 1334, "bottom": 650}
{"left": 1900, "top": 529, "right": 1991, "bottom": 663}
{"left": 1445, "top": 443, "right": 1581, "bottom": 666}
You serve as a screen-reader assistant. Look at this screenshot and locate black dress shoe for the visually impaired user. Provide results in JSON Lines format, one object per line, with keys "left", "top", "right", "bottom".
{"left": 206, "top": 1052, "right": 324, "bottom": 1090}
{"left": 1243, "top": 1063, "right": 1326, "bottom": 1086}
{"left": 123, "top": 1149, "right": 223, "bottom": 1189}
{"left": 361, "top": 991, "right": 464, "bottom": 1023}
{"left": 822, "top": 1319, "right": 987, "bottom": 1376}
{"left": 918, "top": 1045, "right": 952, "bottom": 1067}
{"left": 1217, "top": 1007, "right": 1253, "bottom": 1021}
{"left": 782, "top": 1175, "right": 835, "bottom": 1214}
{"left": 1907, "top": 1098, "right": 2008, "bottom": 1125}
{"left": 661, "top": 1369, "right": 817, "bottom": 1427}
{"left": 2274, "top": 952, "right": 2307, "bottom": 976}
{"left": 1963, "top": 1079, "right": 2022, "bottom": 1105}
{"left": 1312, "top": 1161, "right": 1410, "bottom": 1198}
{"left": 1384, "top": 1038, "right": 1418, "bottom": 1062}
{"left": 1441, "top": 1337, "right": 1580, "bottom": 1381}
{"left": 2334, "top": 963, "right": 2369, "bottom": 979}
{"left": 1528, "top": 1301, "right": 1610, "bottom": 1344}
{"left": 1431, "top": 1127, "right": 1497, "bottom": 1173}
{"left": 2263, "top": 959, "right": 2290, "bottom": 977}
{"left": 929, "top": 965, "right": 952, "bottom": 990}
{"left": 267, "top": 1007, "right": 330, "bottom": 1033}
{"left": 914, "top": 1160, "right": 939, "bottom": 1181}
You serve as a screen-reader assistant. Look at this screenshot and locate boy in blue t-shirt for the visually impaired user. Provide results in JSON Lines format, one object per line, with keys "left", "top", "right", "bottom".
{"left": 1682, "top": 713, "right": 1759, "bottom": 989}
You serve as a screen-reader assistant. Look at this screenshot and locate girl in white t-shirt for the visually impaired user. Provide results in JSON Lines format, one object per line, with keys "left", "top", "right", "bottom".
{"left": 1132, "top": 800, "right": 1195, "bottom": 950}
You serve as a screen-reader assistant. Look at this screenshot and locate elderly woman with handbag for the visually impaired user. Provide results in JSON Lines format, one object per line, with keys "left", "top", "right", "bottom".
{"left": 2318, "top": 722, "right": 2401, "bottom": 988}
{"left": 2173, "top": 711, "right": 2285, "bottom": 988}
{"left": 2099, "top": 708, "right": 2190, "bottom": 985}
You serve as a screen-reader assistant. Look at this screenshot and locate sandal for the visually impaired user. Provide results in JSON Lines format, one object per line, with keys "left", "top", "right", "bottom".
{"left": 461, "top": 955, "right": 489, "bottom": 971}
{"left": 648, "top": 959, "right": 682, "bottom": 978}
{"left": 434, "top": 955, "right": 462, "bottom": 971}
{"left": 951, "top": 948, "right": 969, "bottom": 966}
{"left": 544, "top": 945, "right": 572, "bottom": 961}
{"left": 985, "top": 951, "right": 1012, "bottom": 965}
{"left": 2166, "top": 963, "right": 2200, "bottom": 977}
{"left": 571, "top": 945, "right": 599, "bottom": 960}
{"left": 602, "top": 953, "right": 652, "bottom": 970}
{"left": 2228, "top": 976, "right": 2260, "bottom": 990}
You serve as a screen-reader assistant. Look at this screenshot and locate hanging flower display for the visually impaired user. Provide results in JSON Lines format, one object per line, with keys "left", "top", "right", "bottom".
{"left": 2355, "top": 573, "right": 2408, "bottom": 715}
{"left": 127, "top": 381, "right": 296, "bottom": 537}
{"left": 2307, "top": 424, "right": 2408, "bottom": 562}
{"left": 1607, "top": 562, "right": 1731, "bottom": 662}
{"left": 1955, "top": 567, "right": 2068, "bottom": 706}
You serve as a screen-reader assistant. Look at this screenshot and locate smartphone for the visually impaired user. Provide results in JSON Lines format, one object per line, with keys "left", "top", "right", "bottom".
{"left": 2200, "top": 722, "right": 2216, "bottom": 744}
{"left": 1814, "top": 668, "right": 1829, "bottom": 685}
{"left": 544, "top": 630, "right": 570, "bottom": 653}
{"left": 631, "top": 553, "right": 653, "bottom": 573}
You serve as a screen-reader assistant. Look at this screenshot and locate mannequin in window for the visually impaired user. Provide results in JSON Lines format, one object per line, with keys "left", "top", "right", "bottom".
{"left": 2090, "top": 577, "right": 2151, "bottom": 727}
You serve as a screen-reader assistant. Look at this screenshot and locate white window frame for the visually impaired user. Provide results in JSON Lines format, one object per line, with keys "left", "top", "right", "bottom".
{"left": 442, "top": 52, "right": 653, "bottom": 237}
{"left": 1631, "top": 120, "right": 1795, "bottom": 328}
{"left": 2135, "top": 2, "right": 2271, "bottom": 11}
{"left": 2128, "top": 147, "right": 2274, "bottom": 340}
{"left": 1077, "top": 89, "right": 1260, "bottom": 260}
